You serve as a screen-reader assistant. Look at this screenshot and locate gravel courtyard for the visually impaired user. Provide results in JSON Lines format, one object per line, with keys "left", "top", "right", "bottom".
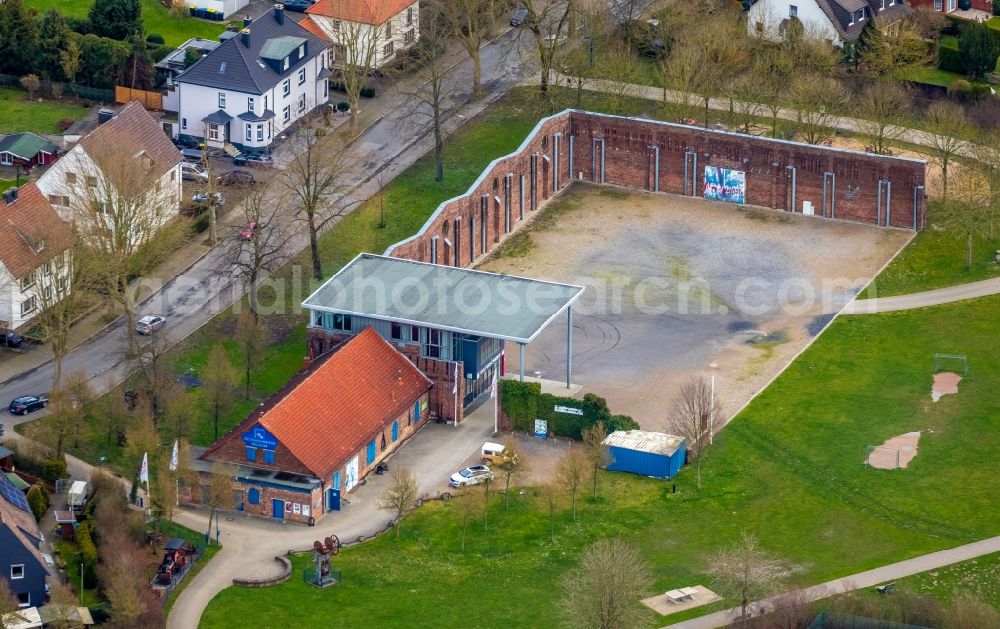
{"left": 478, "top": 184, "right": 911, "bottom": 431}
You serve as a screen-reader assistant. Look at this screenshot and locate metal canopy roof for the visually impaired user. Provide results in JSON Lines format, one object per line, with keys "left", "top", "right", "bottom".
{"left": 603, "top": 430, "right": 685, "bottom": 456}
{"left": 302, "top": 253, "right": 584, "bottom": 344}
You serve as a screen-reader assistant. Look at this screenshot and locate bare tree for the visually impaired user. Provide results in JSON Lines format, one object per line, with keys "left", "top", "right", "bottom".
{"left": 376, "top": 467, "right": 418, "bottom": 539}
{"left": 668, "top": 375, "right": 720, "bottom": 490}
{"left": 557, "top": 449, "right": 587, "bottom": 521}
{"left": 582, "top": 421, "right": 609, "bottom": 500}
{"left": 659, "top": 40, "right": 714, "bottom": 125}
{"left": 539, "top": 479, "right": 561, "bottom": 542}
{"left": 0, "top": 577, "right": 28, "bottom": 629}
{"left": 937, "top": 170, "right": 1000, "bottom": 268}
{"left": 72, "top": 144, "right": 188, "bottom": 357}
{"left": 45, "top": 581, "right": 85, "bottom": 629}
{"left": 163, "top": 385, "right": 194, "bottom": 440}
{"left": 972, "top": 129, "right": 1000, "bottom": 204}
{"left": 235, "top": 310, "right": 268, "bottom": 399}
{"left": 30, "top": 371, "right": 88, "bottom": 457}
{"left": 334, "top": 16, "right": 379, "bottom": 132}
{"left": 858, "top": 16, "right": 931, "bottom": 78}
{"left": 223, "top": 184, "right": 293, "bottom": 319}
{"left": 204, "top": 463, "right": 235, "bottom": 541}
{"left": 202, "top": 343, "right": 237, "bottom": 441}
{"left": 435, "top": 0, "right": 497, "bottom": 96}
{"left": 480, "top": 473, "right": 493, "bottom": 531}
{"left": 495, "top": 436, "right": 526, "bottom": 509}
{"left": 151, "top": 451, "right": 178, "bottom": 524}
{"left": 593, "top": 45, "right": 644, "bottom": 115}
{"left": 132, "top": 329, "right": 175, "bottom": 421}
{"left": 398, "top": 10, "right": 457, "bottom": 182}
{"left": 707, "top": 530, "right": 789, "bottom": 621}
{"left": 280, "top": 126, "right": 358, "bottom": 280}
{"left": 454, "top": 488, "right": 479, "bottom": 551}
{"left": 854, "top": 81, "right": 912, "bottom": 155}
{"left": 925, "top": 101, "right": 971, "bottom": 202}
{"left": 524, "top": 0, "right": 575, "bottom": 94}
{"left": 558, "top": 538, "right": 653, "bottom": 629}
{"left": 99, "top": 542, "right": 148, "bottom": 622}
{"left": 790, "top": 74, "right": 847, "bottom": 145}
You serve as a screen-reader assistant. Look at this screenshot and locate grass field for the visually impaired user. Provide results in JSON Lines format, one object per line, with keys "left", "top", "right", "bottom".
{"left": 0, "top": 180, "right": 16, "bottom": 193}
{"left": 202, "top": 293, "right": 1000, "bottom": 627}
{"left": 0, "top": 87, "right": 89, "bottom": 134}
{"left": 23, "top": 0, "right": 228, "bottom": 47}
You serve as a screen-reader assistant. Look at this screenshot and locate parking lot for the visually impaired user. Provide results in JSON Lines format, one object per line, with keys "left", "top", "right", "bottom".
{"left": 479, "top": 185, "right": 911, "bottom": 430}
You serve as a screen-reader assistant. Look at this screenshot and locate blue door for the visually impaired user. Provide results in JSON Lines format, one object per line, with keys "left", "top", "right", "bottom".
{"left": 392, "top": 421, "right": 399, "bottom": 442}
{"left": 272, "top": 499, "right": 284, "bottom": 519}
{"left": 413, "top": 400, "right": 421, "bottom": 422}
{"left": 327, "top": 488, "right": 341, "bottom": 511}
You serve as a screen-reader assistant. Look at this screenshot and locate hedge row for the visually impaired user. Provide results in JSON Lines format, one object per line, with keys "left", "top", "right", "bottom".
{"left": 328, "top": 81, "right": 376, "bottom": 98}
{"left": 77, "top": 521, "right": 99, "bottom": 588}
{"left": 501, "top": 380, "right": 639, "bottom": 440}
{"left": 938, "top": 41, "right": 963, "bottom": 74}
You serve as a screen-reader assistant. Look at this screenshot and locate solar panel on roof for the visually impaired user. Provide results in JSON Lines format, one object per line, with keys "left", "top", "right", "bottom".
{"left": 0, "top": 473, "right": 30, "bottom": 513}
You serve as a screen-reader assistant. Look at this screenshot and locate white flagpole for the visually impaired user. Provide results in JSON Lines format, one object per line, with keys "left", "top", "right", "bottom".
{"left": 492, "top": 364, "right": 499, "bottom": 434}
{"left": 453, "top": 363, "right": 458, "bottom": 428}
{"left": 709, "top": 375, "right": 716, "bottom": 445}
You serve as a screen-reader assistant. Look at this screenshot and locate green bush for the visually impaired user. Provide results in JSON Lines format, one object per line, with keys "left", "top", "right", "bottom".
{"left": 937, "top": 41, "right": 964, "bottom": 73}
{"left": 76, "top": 522, "right": 99, "bottom": 588}
{"left": 329, "top": 81, "right": 376, "bottom": 98}
{"left": 39, "top": 458, "right": 67, "bottom": 483}
{"left": 948, "top": 79, "right": 975, "bottom": 101}
{"left": 500, "top": 381, "right": 638, "bottom": 440}
{"left": 26, "top": 484, "right": 49, "bottom": 522}
{"left": 146, "top": 33, "right": 165, "bottom": 46}
{"left": 151, "top": 45, "right": 176, "bottom": 63}
{"left": 336, "top": 101, "right": 350, "bottom": 112}
{"left": 993, "top": 0, "right": 999, "bottom": 16}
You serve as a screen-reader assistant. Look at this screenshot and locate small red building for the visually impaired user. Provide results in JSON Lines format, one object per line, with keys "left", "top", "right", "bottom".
{"left": 908, "top": 0, "right": 990, "bottom": 14}
{"left": 195, "top": 327, "right": 432, "bottom": 524}
{"left": 0, "top": 133, "right": 59, "bottom": 170}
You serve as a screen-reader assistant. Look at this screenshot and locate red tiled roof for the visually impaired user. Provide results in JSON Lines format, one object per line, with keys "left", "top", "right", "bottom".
{"left": 204, "top": 327, "right": 431, "bottom": 480}
{"left": 0, "top": 182, "right": 73, "bottom": 279}
{"left": 307, "top": 0, "right": 414, "bottom": 26}
{"left": 298, "top": 16, "right": 329, "bottom": 40}
{"left": 79, "top": 102, "right": 182, "bottom": 177}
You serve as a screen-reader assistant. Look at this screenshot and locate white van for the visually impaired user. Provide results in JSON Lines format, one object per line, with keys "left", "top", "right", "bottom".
{"left": 481, "top": 442, "right": 506, "bottom": 464}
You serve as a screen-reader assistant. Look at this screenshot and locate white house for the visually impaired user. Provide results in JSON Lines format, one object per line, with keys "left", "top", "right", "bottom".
{"left": 747, "top": 0, "right": 911, "bottom": 45}
{"left": 304, "top": 0, "right": 419, "bottom": 69}
{"left": 36, "top": 102, "right": 183, "bottom": 249}
{"left": 185, "top": 0, "right": 250, "bottom": 19}
{"left": 171, "top": 5, "right": 331, "bottom": 152}
{"left": 0, "top": 182, "right": 74, "bottom": 331}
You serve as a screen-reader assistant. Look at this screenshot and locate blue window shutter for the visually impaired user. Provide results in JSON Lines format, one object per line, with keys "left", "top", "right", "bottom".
{"left": 332, "top": 471, "right": 340, "bottom": 490}
{"left": 245, "top": 447, "right": 256, "bottom": 461}
{"left": 414, "top": 400, "right": 420, "bottom": 422}
{"left": 248, "top": 488, "right": 260, "bottom": 505}
{"left": 367, "top": 440, "right": 376, "bottom": 464}
{"left": 392, "top": 421, "right": 399, "bottom": 442}
{"left": 263, "top": 450, "right": 275, "bottom": 465}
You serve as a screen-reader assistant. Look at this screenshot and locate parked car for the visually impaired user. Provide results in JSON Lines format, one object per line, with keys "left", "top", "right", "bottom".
{"left": 481, "top": 442, "right": 507, "bottom": 464}
{"left": 281, "top": 0, "right": 313, "bottom": 12}
{"left": 180, "top": 148, "right": 204, "bottom": 162}
{"left": 9, "top": 394, "right": 47, "bottom": 415}
{"left": 218, "top": 170, "right": 255, "bottom": 187}
{"left": 173, "top": 135, "right": 200, "bottom": 149}
{"left": 449, "top": 464, "right": 493, "bottom": 487}
{"left": 233, "top": 152, "right": 273, "bottom": 168}
{"left": 135, "top": 315, "right": 166, "bottom": 335}
{"left": 181, "top": 162, "right": 209, "bottom": 182}
{"left": 510, "top": 7, "right": 529, "bottom": 26}
{"left": 0, "top": 331, "right": 24, "bottom": 348}
{"left": 192, "top": 191, "right": 224, "bottom": 205}
{"left": 239, "top": 220, "right": 259, "bottom": 240}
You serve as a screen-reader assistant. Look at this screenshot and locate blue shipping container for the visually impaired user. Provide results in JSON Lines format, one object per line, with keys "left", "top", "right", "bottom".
{"left": 606, "top": 439, "right": 686, "bottom": 479}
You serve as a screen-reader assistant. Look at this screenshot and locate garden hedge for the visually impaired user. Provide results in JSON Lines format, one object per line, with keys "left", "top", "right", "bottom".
{"left": 938, "top": 41, "right": 964, "bottom": 74}
{"left": 501, "top": 380, "right": 639, "bottom": 440}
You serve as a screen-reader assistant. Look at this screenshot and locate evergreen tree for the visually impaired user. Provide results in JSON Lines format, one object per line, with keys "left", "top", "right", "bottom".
{"left": 37, "top": 8, "right": 72, "bottom": 81}
{"left": 0, "top": 0, "right": 40, "bottom": 76}
{"left": 89, "top": 0, "right": 143, "bottom": 41}
{"left": 959, "top": 22, "right": 1000, "bottom": 79}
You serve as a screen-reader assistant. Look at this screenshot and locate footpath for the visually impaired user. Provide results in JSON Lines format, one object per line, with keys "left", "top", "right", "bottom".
{"left": 843, "top": 276, "right": 1000, "bottom": 313}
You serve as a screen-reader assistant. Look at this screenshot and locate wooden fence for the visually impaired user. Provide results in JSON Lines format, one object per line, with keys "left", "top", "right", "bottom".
{"left": 115, "top": 86, "right": 162, "bottom": 110}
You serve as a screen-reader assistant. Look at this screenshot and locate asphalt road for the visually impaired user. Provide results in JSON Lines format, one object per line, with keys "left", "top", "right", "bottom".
{"left": 0, "top": 27, "right": 538, "bottom": 428}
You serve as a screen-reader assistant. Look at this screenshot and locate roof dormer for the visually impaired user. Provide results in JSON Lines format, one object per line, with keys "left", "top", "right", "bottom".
{"left": 259, "top": 35, "right": 307, "bottom": 74}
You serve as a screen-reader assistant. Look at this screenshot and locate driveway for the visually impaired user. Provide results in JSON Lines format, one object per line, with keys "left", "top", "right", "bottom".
{"left": 166, "top": 400, "right": 495, "bottom": 629}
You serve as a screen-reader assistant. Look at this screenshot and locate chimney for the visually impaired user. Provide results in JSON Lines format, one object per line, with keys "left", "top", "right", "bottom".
{"left": 2, "top": 188, "right": 16, "bottom": 204}
{"left": 274, "top": 3, "right": 284, "bottom": 24}
{"left": 241, "top": 28, "right": 251, "bottom": 47}
{"left": 242, "top": 15, "right": 252, "bottom": 28}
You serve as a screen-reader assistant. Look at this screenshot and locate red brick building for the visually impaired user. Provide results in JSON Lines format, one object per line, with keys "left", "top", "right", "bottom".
{"left": 908, "top": 0, "right": 990, "bottom": 14}
{"left": 195, "top": 327, "right": 432, "bottom": 524}
{"left": 385, "top": 110, "right": 928, "bottom": 265}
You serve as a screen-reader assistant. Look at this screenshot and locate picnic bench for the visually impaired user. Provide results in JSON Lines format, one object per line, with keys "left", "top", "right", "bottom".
{"left": 875, "top": 583, "right": 897, "bottom": 595}
{"left": 665, "top": 587, "right": 699, "bottom": 604}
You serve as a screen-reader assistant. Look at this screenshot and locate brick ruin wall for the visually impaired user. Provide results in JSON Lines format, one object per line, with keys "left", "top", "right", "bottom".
{"left": 386, "top": 109, "right": 928, "bottom": 267}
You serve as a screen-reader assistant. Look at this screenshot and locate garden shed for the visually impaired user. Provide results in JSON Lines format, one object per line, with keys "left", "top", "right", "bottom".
{"left": 603, "top": 430, "right": 686, "bottom": 480}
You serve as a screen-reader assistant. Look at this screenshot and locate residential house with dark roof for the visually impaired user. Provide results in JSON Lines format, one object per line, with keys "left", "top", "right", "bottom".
{"left": 747, "top": 0, "right": 912, "bottom": 46}
{"left": 0, "top": 133, "right": 59, "bottom": 171}
{"left": 171, "top": 5, "right": 331, "bottom": 152}
{"left": 0, "top": 182, "right": 74, "bottom": 331}
{"left": 196, "top": 327, "right": 433, "bottom": 524}
{"left": 305, "top": 0, "right": 420, "bottom": 69}
{"left": 0, "top": 473, "right": 49, "bottom": 610}
{"left": 35, "top": 102, "right": 183, "bottom": 249}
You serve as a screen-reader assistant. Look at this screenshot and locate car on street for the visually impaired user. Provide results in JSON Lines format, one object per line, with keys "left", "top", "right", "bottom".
{"left": 9, "top": 395, "right": 47, "bottom": 415}
{"left": 510, "top": 8, "right": 529, "bottom": 26}
{"left": 135, "top": 315, "right": 166, "bottom": 335}
{"left": 450, "top": 464, "right": 493, "bottom": 487}
{"left": 233, "top": 152, "right": 273, "bottom": 168}
{"left": 218, "top": 170, "right": 255, "bottom": 187}
{"left": 181, "top": 162, "right": 209, "bottom": 182}
{"left": 0, "top": 331, "right": 24, "bottom": 348}
{"left": 192, "top": 191, "right": 224, "bottom": 206}
{"left": 281, "top": 0, "right": 313, "bottom": 12}
{"left": 180, "top": 148, "right": 205, "bottom": 162}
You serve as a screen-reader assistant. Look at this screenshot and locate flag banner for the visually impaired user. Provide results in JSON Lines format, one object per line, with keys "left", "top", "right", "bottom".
{"left": 169, "top": 440, "right": 179, "bottom": 472}
{"left": 139, "top": 452, "right": 149, "bottom": 483}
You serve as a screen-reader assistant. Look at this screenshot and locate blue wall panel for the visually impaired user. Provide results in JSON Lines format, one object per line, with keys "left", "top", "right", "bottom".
{"left": 606, "top": 444, "right": 686, "bottom": 479}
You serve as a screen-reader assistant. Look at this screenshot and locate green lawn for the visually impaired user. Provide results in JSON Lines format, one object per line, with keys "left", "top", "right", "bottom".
{"left": 0, "top": 180, "right": 16, "bottom": 193}
{"left": 987, "top": 17, "right": 1000, "bottom": 32}
{"left": 900, "top": 66, "right": 970, "bottom": 88}
{"left": 202, "top": 293, "right": 1000, "bottom": 626}
{"left": 54, "top": 541, "right": 100, "bottom": 607}
{"left": 23, "top": 0, "right": 229, "bottom": 47}
{"left": 0, "top": 87, "right": 89, "bottom": 134}
{"left": 863, "top": 209, "right": 1000, "bottom": 298}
